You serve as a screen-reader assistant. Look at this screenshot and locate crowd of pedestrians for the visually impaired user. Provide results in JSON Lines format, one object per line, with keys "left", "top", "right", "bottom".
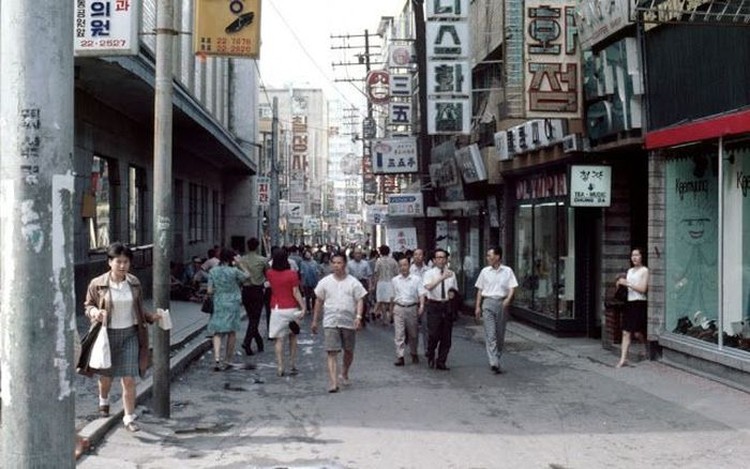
{"left": 80, "top": 238, "right": 522, "bottom": 437}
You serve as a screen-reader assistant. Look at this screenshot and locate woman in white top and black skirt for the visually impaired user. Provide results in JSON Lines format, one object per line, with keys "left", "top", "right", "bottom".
{"left": 616, "top": 247, "right": 649, "bottom": 368}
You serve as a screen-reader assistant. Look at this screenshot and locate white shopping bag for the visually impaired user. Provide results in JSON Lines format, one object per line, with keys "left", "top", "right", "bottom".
{"left": 157, "top": 308, "right": 172, "bottom": 331}
{"left": 88, "top": 325, "right": 111, "bottom": 369}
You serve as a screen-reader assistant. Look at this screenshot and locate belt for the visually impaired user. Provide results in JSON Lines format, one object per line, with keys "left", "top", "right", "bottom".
{"left": 395, "top": 302, "right": 418, "bottom": 308}
{"left": 483, "top": 296, "right": 506, "bottom": 301}
{"left": 426, "top": 299, "right": 449, "bottom": 304}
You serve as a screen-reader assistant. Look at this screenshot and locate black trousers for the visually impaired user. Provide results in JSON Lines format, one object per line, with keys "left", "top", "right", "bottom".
{"left": 242, "top": 285, "right": 264, "bottom": 351}
{"left": 426, "top": 301, "right": 453, "bottom": 366}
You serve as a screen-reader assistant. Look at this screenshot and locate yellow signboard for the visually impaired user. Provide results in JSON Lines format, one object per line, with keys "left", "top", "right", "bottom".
{"left": 194, "top": 0, "right": 261, "bottom": 58}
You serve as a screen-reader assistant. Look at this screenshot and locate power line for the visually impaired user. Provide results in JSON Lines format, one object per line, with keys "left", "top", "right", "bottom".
{"left": 266, "top": 0, "right": 367, "bottom": 119}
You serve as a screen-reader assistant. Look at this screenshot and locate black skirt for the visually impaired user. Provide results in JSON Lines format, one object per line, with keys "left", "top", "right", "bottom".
{"left": 622, "top": 300, "right": 647, "bottom": 333}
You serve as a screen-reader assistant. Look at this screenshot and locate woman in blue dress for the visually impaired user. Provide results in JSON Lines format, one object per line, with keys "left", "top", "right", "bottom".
{"left": 207, "top": 249, "right": 249, "bottom": 370}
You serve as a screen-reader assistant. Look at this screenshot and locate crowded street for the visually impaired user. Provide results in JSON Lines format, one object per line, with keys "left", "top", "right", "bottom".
{"left": 78, "top": 315, "right": 750, "bottom": 468}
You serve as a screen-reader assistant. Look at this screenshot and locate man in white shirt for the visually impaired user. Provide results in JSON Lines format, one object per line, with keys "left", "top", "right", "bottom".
{"left": 409, "top": 248, "right": 430, "bottom": 279}
{"left": 422, "top": 248, "right": 458, "bottom": 370}
{"left": 474, "top": 247, "right": 518, "bottom": 374}
{"left": 312, "top": 252, "right": 368, "bottom": 393}
{"left": 390, "top": 257, "right": 425, "bottom": 366}
{"left": 409, "top": 248, "right": 430, "bottom": 353}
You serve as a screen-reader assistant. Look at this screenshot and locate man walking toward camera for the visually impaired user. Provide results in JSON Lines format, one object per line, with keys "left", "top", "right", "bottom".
{"left": 422, "top": 248, "right": 458, "bottom": 370}
{"left": 312, "top": 252, "right": 368, "bottom": 393}
{"left": 390, "top": 257, "right": 424, "bottom": 366}
{"left": 475, "top": 247, "right": 518, "bottom": 374}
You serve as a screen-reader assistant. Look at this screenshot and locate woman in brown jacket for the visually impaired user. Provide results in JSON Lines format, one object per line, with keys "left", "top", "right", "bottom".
{"left": 84, "top": 242, "right": 160, "bottom": 432}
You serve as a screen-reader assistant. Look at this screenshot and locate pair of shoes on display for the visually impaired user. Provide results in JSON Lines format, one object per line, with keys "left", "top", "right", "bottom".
{"left": 394, "top": 357, "right": 405, "bottom": 367}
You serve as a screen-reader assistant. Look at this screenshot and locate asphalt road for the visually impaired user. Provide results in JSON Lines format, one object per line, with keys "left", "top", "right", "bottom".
{"left": 78, "top": 317, "right": 750, "bottom": 468}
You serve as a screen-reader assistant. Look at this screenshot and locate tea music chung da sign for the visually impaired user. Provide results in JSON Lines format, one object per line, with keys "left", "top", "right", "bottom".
{"left": 569, "top": 165, "right": 612, "bottom": 207}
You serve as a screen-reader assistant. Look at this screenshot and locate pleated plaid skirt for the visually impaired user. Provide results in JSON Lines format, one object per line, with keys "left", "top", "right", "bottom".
{"left": 100, "top": 326, "right": 139, "bottom": 378}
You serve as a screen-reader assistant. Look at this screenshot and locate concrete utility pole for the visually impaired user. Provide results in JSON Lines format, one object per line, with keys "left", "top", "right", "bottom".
{"left": 152, "top": 0, "right": 176, "bottom": 418}
{"left": 0, "top": 1, "right": 76, "bottom": 466}
{"left": 269, "top": 97, "right": 280, "bottom": 247}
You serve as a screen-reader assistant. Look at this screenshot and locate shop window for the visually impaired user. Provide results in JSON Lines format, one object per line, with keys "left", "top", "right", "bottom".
{"left": 665, "top": 152, "right": 719, "bottom": 342}
{"left": 514, "top": 202, "right": 573, "bottom": 319}
{"left": 88, "top": 155, "right": 113, "bottom": 250}
{"left": 128, "top": 165, "right": 147, "bottom": 246}
{"left": 721, "top": 144, "right": 750, "bottom": 353}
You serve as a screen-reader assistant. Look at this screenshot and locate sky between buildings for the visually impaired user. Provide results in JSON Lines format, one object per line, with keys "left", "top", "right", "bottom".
{"left": 258, "top": 0, "right": 409, "bottom": 111}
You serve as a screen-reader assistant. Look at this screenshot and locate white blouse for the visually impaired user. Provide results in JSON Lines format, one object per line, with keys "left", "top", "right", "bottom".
{"left": 626, "top": 266, "right": 648, "bottom": 302}
{"left": 108, "top": 279, "right": 137, "bottom": 329}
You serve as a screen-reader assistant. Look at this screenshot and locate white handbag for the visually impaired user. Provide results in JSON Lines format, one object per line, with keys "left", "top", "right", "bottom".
{"left": 88, "top": 325, "right": 111, "bottom": 369}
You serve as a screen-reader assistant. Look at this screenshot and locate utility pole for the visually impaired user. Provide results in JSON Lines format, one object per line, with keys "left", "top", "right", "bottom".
{"left": 331, "top": 30, "right": 378, "bottom": 210}
{"left": 269, "top": 97, "right": 280, "bottom": 247}
{"left": 152, "top": 0, "right": 176, "bottom": 418}
{"left": 0, "top": 1, "right": 76, "bottom": 466}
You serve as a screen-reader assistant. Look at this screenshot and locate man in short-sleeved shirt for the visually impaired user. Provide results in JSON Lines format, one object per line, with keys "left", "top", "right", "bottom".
{"left": 474, "top": 246, "right": 518, "bottom": 374}
{"left": 237, "top": 238, "right": 267, "bottom": 355}
{"left": 313, "top": 252, "right": 367, "bottom": 393}
{"left": 422, "top": 248, "right": 459, "bottom": 370}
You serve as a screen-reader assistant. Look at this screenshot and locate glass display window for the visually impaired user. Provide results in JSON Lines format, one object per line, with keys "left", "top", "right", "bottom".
{"left": 513, "top": 201, "right": 573, "bottom": 319}
{"left": 665, "top": 151, "right": 719, "bottom": 343}
{"left": 721, "top": 143, "right": 750, "bottom": 353}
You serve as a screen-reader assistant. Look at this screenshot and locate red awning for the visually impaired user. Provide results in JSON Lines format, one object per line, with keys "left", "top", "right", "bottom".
{"left": 644, "top": 109, "right": 750, "bottom": 150}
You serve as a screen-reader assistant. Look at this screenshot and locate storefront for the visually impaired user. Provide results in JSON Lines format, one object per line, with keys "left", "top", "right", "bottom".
{"left": 648, "top": 120, "right": 750, "bottom": 374}
{"left": 507, "top": 168, "right": 592, "bottom": 333}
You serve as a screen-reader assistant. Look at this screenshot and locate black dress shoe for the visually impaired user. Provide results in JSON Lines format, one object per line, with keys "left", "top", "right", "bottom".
{"left": 436, "top": 363, "right": 449, "bottom": 371}
{"left": 394, "top": 357, "right": 405, "bottom": 367}
{"left": 491, "top": 365, "right": 503, "bottom": 374}
{"left": 427, "top": 357, "right": 435, "bottom": 369}
{"left": 242, "top": 344, "right": 254, "bottom": 356}
{"left": 411, "top": 354, "right": 419, "bottom": 364}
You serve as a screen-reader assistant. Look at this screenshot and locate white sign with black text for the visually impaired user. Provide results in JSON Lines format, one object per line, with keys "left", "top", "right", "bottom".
{"left": 74, "top": 0, "right": 139, "bottom": 56}
{"left": 373, "top": 138, "right": 419, "bottom": 174}
{"left": 569, "top": 165, "right": 612, "bottom": 207}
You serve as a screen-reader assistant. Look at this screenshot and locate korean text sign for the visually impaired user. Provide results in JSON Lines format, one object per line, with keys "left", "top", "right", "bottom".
{"left": 74, "top": 0, "right": 139, "bottom": 56}
{"left": 373, "top": 138, "right": 419, "bottom": 174}
{"left": 195, "top": 0, "right": 262, "bottom": 58}
{"left": 387, "top": 193, "right": 424, "bottom": 217}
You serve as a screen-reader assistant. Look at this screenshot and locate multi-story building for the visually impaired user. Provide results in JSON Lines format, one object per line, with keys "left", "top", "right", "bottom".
{"left": 632, "top": 2, "right": 750, "bottom": 386}
{"left": 72, "top": 0, "right": 259, "bottom": 304}
{"left": 263, "top": 88, "right": 329, "bottom": 245}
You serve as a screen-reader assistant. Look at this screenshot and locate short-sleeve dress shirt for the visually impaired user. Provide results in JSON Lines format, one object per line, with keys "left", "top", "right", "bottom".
{"left": 422, "top": 267, "right": 458, "bottom": 301}
{"left": 474, "top": 264, "right": 519, "bottom": 299}
{"left": 391, "top": 273, "right": 424, "bottom": 305}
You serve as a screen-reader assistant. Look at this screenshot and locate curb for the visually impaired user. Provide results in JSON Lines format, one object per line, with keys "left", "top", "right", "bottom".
{"left": 78, "top": 327, "right": 210, "bottom": 449}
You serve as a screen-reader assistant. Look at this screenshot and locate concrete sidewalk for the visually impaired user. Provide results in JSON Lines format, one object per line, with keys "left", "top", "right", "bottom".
{"left": 76, "top": 300, "right": 210, "bottom": 448}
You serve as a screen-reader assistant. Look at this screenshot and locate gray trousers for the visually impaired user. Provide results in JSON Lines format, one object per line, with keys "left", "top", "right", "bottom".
{"left": 481, "top": 297, "right": 507, "bottom": 367}
{"left": 393, "top": 304, "right": 419, "bottom": 358}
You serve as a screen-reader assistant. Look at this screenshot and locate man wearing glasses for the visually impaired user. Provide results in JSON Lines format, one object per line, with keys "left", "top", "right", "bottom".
{"left": 422, "top": 248, "right": 458, "bottom": 370}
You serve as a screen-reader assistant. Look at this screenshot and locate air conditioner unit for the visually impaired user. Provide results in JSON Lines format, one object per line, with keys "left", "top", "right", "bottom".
{"left": 562, "top": 134, "right": 583, "bottom": 153}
